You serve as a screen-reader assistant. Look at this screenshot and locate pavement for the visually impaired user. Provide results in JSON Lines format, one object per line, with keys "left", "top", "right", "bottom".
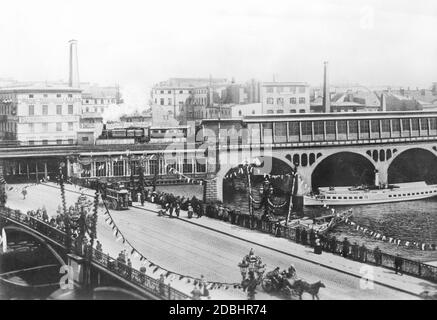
{"left": 5, "top": 182, "right": 436, "bottom": 300}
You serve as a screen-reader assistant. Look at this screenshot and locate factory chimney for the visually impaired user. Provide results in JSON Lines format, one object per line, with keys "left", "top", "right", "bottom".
{"left": 68, "top": 40, "right": 80, "bottom": 88}
{"left": 380, "top": 93, "right": 387, "bottom": 112}
{"left": 323, "top": 61, "right": 331, "bottom": 113}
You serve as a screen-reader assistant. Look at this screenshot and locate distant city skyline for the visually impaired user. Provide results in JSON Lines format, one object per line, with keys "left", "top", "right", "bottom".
{"left": 1, "top": 0, "right": 436, "bottom": 105}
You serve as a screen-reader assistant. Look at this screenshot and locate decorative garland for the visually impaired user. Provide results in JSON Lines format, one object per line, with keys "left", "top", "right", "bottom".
{"left": 100, "top": 201, "right": 242, "bottom": 290}
{"left": 345, "top": 218, "right": 436, "bottom": 251}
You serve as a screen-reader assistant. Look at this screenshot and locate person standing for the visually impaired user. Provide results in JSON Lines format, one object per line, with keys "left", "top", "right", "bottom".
{"left": 309, "top": 228, "right": 316, "bottom": 247}
{"left": 314, "top": 237, "right": 322, "bottom": 255}
{"left": 301, "top": 228, "right": 308, "bottom": 245}
{"left": 187, "top": 203, "right": 193, "bottom": 219}
{"left": 342, "top": 237, "right": 350, "bottom": 258}
{"left": 96, "top": 241, "right": 103, "bottom": 260}
{"left": 352, "top": 242, "right": 359, "bottom": 260}
{"left": 127, "top": 258, "right": 132, "bottom": 280}
{"left": 330, "top": 236, "right": 338, "bottom": 254}
{"left": 374, "top": 246, "right": 382, "bottom": 265}
{"left": 359, "top": 244, "right": 367, "bottom": 262}
{"left": 175, "top": 202, "right": 180, "bottom": 218}
{"left": 22, "top": 188, "right": 27, "bottom": 200}
{"left": 295, "top": 227, "right": 301, "bottom": 244}
{"left": 159, "top": 274, "right": 166, "bottom": 297}
{"left": 394, "top": 254, "right": 403, "bottom": 275}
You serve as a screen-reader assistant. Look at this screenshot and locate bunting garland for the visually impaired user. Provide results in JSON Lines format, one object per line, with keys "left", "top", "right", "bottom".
{"left": 344, "top": 218, "right": 436, "bottom": 251}
{"left": 166, "top": 166, "right": 204, "bottom": 185}
{"left": 101, "top": 200, "right": 241, "bottom": 290}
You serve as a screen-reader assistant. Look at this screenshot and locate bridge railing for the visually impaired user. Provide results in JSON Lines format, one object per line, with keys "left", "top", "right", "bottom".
{"left": 222, "top": 212, "right": 437, "bottom": 283}
{"left": 0, "top": 207, "right": 191, "bottom": 300}
{"left": 90, "top": 249, "right": 190, "bottom": 300}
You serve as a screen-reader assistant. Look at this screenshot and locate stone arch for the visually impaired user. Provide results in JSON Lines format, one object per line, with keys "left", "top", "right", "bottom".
{"left": 311, "top": 151, "right": 376, "bottom": 190}
{"left": 215, "top": 150, "right": 293, "bottom": 202}
{"left": 221, "top": 154, "right": 294, "bottom": 205}
{"left": 4, "top": 225, "right": 66, "bottom": 266}
{"left": 387, "top": 147, "right": 437, "bottom": 184}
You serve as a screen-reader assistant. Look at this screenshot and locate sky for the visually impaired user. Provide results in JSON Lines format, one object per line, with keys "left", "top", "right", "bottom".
{"left": 0, "top": 0, "right": 436, "bottom": 105}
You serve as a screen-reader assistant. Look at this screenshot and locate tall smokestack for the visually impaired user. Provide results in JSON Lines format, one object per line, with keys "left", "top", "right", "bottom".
{"left": 381, "top": 93, "right": 387, "bottom": 112}
{"left": 323, "top": 61, "right": 330, "bottom": 113}
{"left": 68, "top": 40, "right": 80, "bottom": 88}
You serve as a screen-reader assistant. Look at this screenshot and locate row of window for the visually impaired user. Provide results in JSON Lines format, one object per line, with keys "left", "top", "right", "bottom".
{"left": 83, "top": 106, "right": 105, "bottom": 113}
{"left": 83, "top": 98, "right": 116, "bottom": 105}
{"left": 266, "top": 109, "right": 307, "bottom": 114}
{"left": 243, "top": 118, "right": 437, "bottom": 143}
{"left": 27, "top": 122, "right": 74, "bottom": 133}
{"left": 325, "top": 189, "right": 437, "bottom": 200}
{"left": 157, "top": 98, "right": 185, "bottom": 106}
{"left": 156, "top": 90, "right": 193, "bottom": 94}
{"left": 265, "top": 97, "right": 306, "bottom": 105}
{"left": 87, "top": 159, "right": 206, "bottom": 178}
{"left": 0, "top": 122, "right": 17, "bottom": 132}
{"left": 26, "top": 139, "right": 74, "bottom": 146}
{"left": 264, "top": 86, "right": 307, "bottom": 94}
{"left": 28, "top": 104, "right": 74, "bottom": 116}
{"left": 388, "top": 190, "right": 437, "bottom": 197}
{"left": 27, "top": 93, "right": 75, "bottom": 99}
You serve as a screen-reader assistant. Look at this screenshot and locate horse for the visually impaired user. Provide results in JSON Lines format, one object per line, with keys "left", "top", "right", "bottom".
{"left": 292, "top": 280, "right": 325, "bottom": 300}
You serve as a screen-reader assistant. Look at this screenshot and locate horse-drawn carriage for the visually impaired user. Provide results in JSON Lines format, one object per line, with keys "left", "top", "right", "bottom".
{"left": 239, "top": 250, "right": 326, "bottom": 300}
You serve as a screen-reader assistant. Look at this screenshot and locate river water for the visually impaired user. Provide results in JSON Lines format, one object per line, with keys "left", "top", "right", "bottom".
{"left": 122, "top": 184, "right": 437, "bottom": 262}
{"left": 222, "top": 186, "right": 437, "bottom": 262}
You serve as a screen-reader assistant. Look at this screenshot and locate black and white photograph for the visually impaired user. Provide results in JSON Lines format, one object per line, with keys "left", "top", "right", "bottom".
{"left": 0, "top": 0, "right": 437, "bottom": 308}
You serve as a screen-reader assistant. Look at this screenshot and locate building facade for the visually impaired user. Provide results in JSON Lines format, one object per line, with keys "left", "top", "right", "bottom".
{"left": 261, "top": 82, "right": 310, "bottom": 114}
{"left": 0, "top": 86, "right": 82, "bottom": 145}
{"left": 150, "top": 78, "right": 229, "bottom": 118}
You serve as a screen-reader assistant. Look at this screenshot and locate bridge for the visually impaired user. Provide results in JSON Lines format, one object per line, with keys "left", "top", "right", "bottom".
{"left": 0, "top": 207, "right": 190, "bottom": 300}
{"left": 200, "top": 111, "right": 437, "bottom": 201}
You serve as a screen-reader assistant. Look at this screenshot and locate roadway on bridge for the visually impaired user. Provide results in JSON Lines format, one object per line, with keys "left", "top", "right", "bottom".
{"left": 5, "top": 183, "right": 419, "bottom": 300}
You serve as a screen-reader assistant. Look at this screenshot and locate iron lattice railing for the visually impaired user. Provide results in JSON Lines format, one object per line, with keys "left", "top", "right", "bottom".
{"left": 230, "top": 213, "right": 437, "bottom": 283}
{"left": 0, "top": 207, "right": 191, "bottom": 300}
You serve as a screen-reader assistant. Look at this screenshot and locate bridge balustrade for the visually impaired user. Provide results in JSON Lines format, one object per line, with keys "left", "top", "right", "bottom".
{"left": 0, "top": 207, "right": 191, "bottom": 300}
{"left": 213, "top": 214, "right": 437, "bottom": 283}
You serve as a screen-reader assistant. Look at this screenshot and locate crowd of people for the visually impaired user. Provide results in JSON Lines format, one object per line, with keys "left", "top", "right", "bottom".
{"left": 135, "top": 188, "right": 412, "bottom": 275}
{"left": 137, "top": 189, "right": 204, "bottom": 219}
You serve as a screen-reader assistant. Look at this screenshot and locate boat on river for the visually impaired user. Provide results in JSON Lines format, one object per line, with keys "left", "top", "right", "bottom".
{"left": 280, "top": 209, "right": 353, "bottom": 234}
{"left": 304, "top": 181, "right": 437, "bottom": 206}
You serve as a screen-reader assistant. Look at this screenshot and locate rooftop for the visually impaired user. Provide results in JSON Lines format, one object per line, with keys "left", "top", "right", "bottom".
{"left": 0, "top": 85, "right": 82, "bottom": 94}
{"left": 261, "top": 82, "right": 309, "bottom": 87}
